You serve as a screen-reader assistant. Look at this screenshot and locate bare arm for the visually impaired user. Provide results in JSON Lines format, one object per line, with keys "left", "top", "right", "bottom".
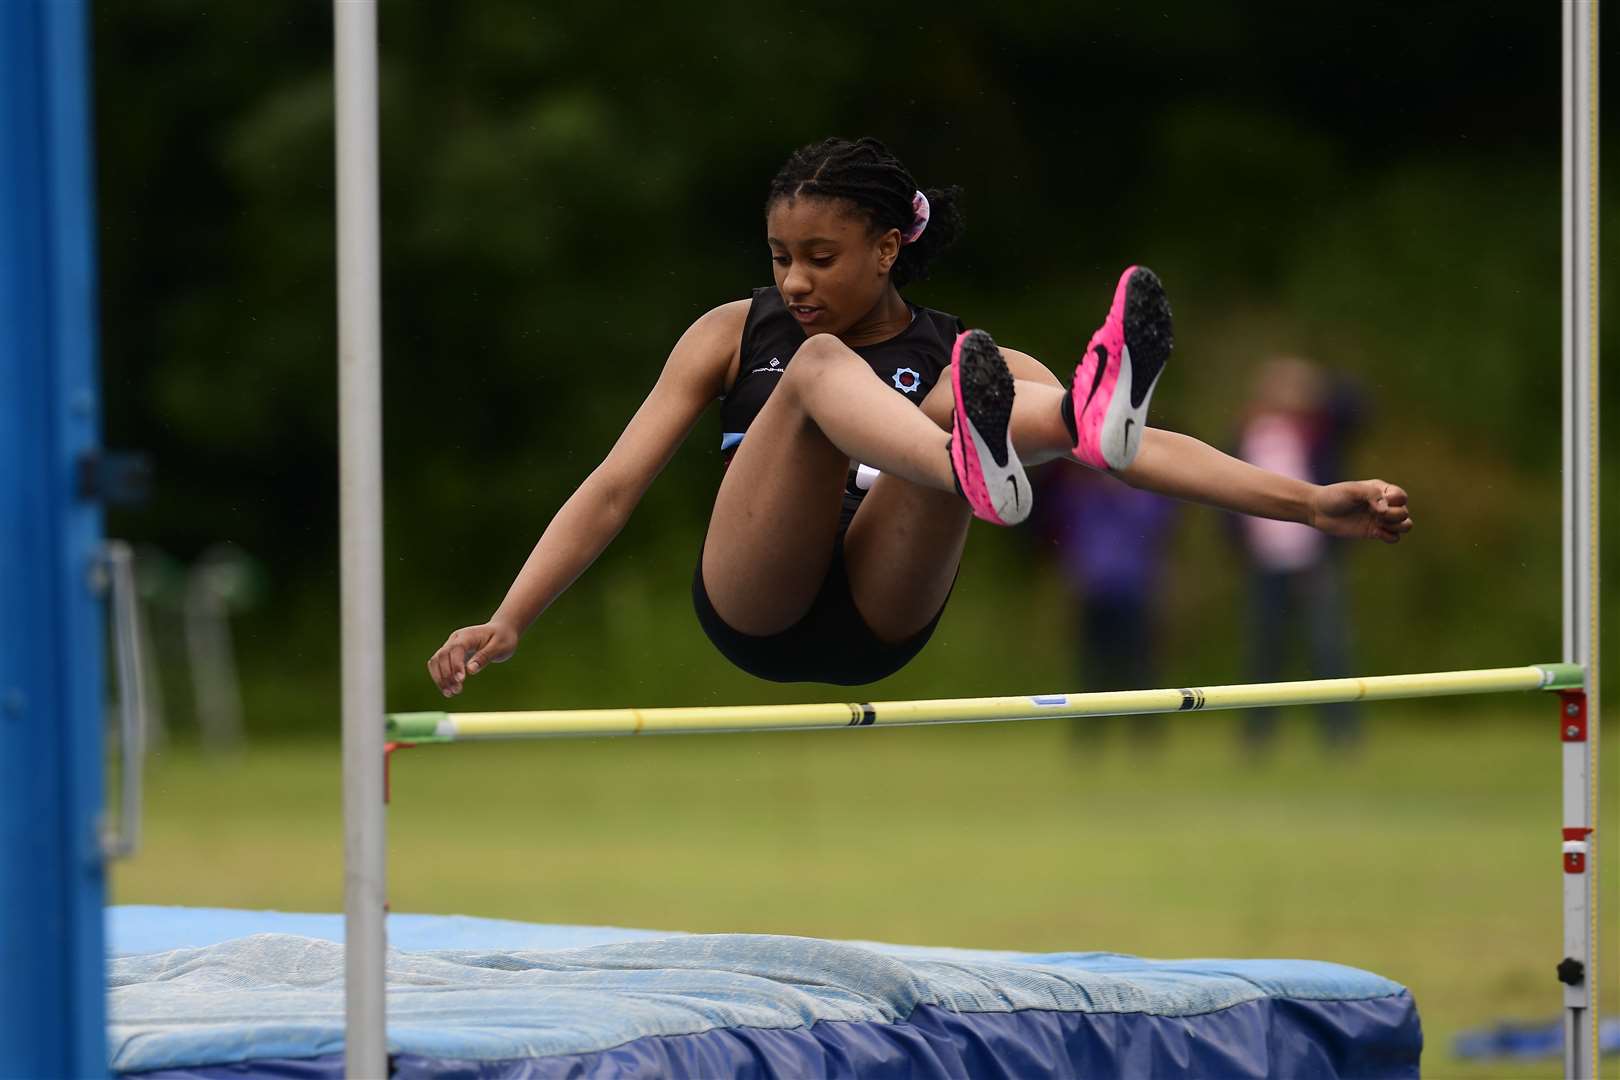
{"left": 995, "top": 346, "right": 1412, "bottom": 543}
{"left": 428, "top": 300, "right": 748, "bottom": 696}
{"left": 1121, "top": 427, "right": 1314, "bottom": 521}
{"left": 1120, "top": 427, "right": 1413, "bottom": 543}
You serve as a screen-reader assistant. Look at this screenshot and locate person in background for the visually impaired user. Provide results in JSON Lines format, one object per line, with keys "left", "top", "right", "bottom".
{"left": 1236, "top": 358, "right": 1364, "bottom": 754}
{"left": 1037, "top": 465, "right": 1176, "bottom": 750}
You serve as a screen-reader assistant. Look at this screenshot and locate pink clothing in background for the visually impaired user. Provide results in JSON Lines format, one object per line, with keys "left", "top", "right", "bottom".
{"left": 1239, "top": 414, "right": 1323, "bottom": 572}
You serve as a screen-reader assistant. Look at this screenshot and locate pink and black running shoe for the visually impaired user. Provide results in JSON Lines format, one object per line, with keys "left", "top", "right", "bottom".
{"left": 949, "top": 328, "right": 1030, "bottom": 526}
{"left": 1061, "top": 266, "right": 1174, "bottom": 472}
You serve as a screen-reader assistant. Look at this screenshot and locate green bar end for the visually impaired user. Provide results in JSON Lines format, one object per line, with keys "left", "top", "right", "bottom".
{"left": 386, "top": 711, "right": 451, "bottom": 741}
{"left": 1536, "top": 663, "right": 1586, "bottom": 691}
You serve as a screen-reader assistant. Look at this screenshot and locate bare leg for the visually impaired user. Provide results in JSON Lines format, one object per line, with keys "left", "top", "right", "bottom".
{"left": 842, "top": 376, "right": 1077, "bottom": 643}
{"left": 705, "top": 335, "right": 1079, "bottom": 639}
{"left": 702, "top": 335, "right": 958, "bottom": 635}
{"left": 842, "top": 377, "right": 971, "bottom": 642}
{"left": 1009, "top": 381, "right": 1084, "bottom": 465}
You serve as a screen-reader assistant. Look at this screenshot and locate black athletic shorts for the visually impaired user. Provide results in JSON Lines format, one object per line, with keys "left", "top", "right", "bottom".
{"left": 692, "top": 536, "right": 950, "bottom": 686}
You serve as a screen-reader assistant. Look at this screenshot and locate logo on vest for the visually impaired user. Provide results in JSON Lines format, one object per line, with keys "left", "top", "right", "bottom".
{"left": 892, "top": 367, "right": 922, "bottom": 394}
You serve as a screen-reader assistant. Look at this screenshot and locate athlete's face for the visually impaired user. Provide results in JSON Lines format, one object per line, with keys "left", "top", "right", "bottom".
{"left": 765, "top": 196, "right": 901, "bottom": 336}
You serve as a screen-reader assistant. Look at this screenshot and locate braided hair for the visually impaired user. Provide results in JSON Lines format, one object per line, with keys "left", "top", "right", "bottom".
{"left": 765, "top": 137, "right": 964, "bottom": 289}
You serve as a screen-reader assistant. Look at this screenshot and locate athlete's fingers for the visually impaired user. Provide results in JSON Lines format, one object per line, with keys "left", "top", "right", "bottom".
{"left": 437, "top": 635, "right": 458, "bottom": 684}
{"left": 432, "top": 630, "right": 477, "bottom": 693}
{"left": 1377, "top": 514, "right": 1413, "bottom": 542}
{"left": 461, "top": 629, "right": 491, "bottom": 678}
{"left": 1381, "top": 484, "right": 1408, "bottom": 508}
{"left": 428, "top": 645, "right": 455, "bottom": 696}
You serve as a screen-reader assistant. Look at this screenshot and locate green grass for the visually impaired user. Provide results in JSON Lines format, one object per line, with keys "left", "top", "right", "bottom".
{"left": 114, "top": 701, "right": 1616, "bottom": 1078}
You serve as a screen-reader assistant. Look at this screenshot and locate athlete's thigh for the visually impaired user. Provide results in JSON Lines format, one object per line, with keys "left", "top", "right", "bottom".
{"left": 701, "top": 388, "right": 850, "bottom": 635}
{"left": 841, "top": 470, "right": 971, "bottom": 644}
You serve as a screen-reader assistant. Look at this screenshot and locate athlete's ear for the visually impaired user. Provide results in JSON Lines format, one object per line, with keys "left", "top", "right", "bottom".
{"left": 875, "top": 227, "right": 902, "bottom": 275}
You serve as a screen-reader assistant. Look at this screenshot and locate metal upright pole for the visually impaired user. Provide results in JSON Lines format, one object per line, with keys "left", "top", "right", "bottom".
{"left": 333, "top": 1, "right": 388, "bottom": 1076}
{"left": 1559, "top": 3, "right": 1600, "bottom": 1077}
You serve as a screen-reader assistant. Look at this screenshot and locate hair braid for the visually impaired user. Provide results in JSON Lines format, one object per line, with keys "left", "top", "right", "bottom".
{"left": 766, "top": 137, "right": 964, "bottom": 288}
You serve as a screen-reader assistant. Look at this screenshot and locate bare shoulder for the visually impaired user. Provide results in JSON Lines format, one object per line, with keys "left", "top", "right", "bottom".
{"left": 684, "top": 298, "right": 751, "bottom": 347}
{"left": 672, "top": 297, "right": 752, "bottom": 392}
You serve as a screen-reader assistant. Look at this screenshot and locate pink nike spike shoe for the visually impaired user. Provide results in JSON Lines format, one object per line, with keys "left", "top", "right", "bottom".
{"left": 949, "top": 329, "right": 1031, "bottom": 526}
{"left": 1062, "top": 266, "right": 1174, "bottom": 472}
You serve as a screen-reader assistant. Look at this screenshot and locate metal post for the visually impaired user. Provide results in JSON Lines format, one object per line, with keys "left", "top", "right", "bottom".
{"left": 333, "top": 1, "right": 387, "bottom": 1076}
{"left": 1560, "top": 3, "right": 1600, "bottom": 1077}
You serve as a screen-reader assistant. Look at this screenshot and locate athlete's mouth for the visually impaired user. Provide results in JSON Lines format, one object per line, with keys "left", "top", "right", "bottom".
{"left": 788, "top": 303, "right": 822, "bottom": 323}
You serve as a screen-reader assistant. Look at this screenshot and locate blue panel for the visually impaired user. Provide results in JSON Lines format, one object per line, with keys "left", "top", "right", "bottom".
{"left": 119, "top": 998, "right": 1420, "bottom": 1080}
{"left": 385, "top": 999, "right": 1420, "bottom": 1080}
{"left": 0, "top": 0, "right": 107, "bottom": 1076}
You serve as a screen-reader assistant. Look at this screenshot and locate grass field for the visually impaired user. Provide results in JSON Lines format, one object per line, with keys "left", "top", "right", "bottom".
{"left": 113, "top": 699, "right": 1616, "bottom": 1078}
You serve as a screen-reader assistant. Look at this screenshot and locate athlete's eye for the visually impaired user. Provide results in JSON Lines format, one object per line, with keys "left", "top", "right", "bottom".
{"left": 770, "top": 254, "right": 790, "bottom": 267}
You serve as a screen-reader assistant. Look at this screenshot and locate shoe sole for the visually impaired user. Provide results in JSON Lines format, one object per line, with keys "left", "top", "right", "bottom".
{"left": 951, "top": 329, "right": 1030, "bottom": 525}
{"left": 1096, "top": 267, "right": 1173, "bottom": 471}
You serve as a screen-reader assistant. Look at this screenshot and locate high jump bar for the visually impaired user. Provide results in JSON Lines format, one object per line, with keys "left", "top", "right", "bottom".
{"left": 389, "top": 663, "right": 1582, "bottom": 743}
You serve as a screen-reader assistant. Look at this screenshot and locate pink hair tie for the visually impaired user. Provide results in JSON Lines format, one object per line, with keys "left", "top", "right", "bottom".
{"left": 901, "top": 189, "right": 930, "bottom": 245}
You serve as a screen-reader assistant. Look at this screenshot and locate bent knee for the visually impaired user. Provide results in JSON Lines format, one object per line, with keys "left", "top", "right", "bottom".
{"left": 779, "top": 333, "right": 857, "bottom": 395}
{"left": 798, "top": 332, "right": 848, "bottom": 360}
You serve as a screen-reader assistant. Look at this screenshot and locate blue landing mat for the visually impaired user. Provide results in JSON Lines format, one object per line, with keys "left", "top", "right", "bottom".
{"left": 109, "top": 906, "right": 1422, "bottom": 1079}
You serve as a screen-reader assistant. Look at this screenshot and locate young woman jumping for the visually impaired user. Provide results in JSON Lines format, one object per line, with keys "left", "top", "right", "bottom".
{"left": 427, "top": 137, "right": 1412, "bottom": 692}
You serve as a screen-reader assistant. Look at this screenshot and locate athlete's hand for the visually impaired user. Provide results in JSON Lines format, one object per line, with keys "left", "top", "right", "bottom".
{"left": 428, "top": 620, "right": 519, "bottom": 697}
{"left": 1309, "top": 480, "right": 1413, "bottom": 543}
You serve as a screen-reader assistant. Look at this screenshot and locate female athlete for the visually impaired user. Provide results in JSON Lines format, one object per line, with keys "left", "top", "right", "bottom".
{"left": 428, "top": 137, "right": 1412, "bottom": 692}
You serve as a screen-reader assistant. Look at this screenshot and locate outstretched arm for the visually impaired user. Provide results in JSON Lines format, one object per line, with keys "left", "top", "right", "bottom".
{"left": 427, "top": 300, "right": 747, "bottom": 696}
{"left": 1119, "top": 427, "right": 1413, "bottom": 543}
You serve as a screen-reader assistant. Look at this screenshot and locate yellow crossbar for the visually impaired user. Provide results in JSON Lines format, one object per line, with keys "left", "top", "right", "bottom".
{"left": 388, "top": 663, "right": 1582, "bottom": 743}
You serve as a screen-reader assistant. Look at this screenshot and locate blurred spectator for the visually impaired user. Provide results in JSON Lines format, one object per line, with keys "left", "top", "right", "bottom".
{"left": 1036, "top": 465, "right": 1177, "bottom": 751}
{"left": 1235, "top": 358, "right": 1363, "bottom": 755}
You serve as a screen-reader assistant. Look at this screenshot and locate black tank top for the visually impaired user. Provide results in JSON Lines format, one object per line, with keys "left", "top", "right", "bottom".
{"left": 720, "top": 286, "right": 965, "bottom": 524}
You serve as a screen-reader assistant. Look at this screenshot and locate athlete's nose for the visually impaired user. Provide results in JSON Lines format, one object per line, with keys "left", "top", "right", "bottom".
{"left": 781, "top": 263, "right": 812, "bottom": 301}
